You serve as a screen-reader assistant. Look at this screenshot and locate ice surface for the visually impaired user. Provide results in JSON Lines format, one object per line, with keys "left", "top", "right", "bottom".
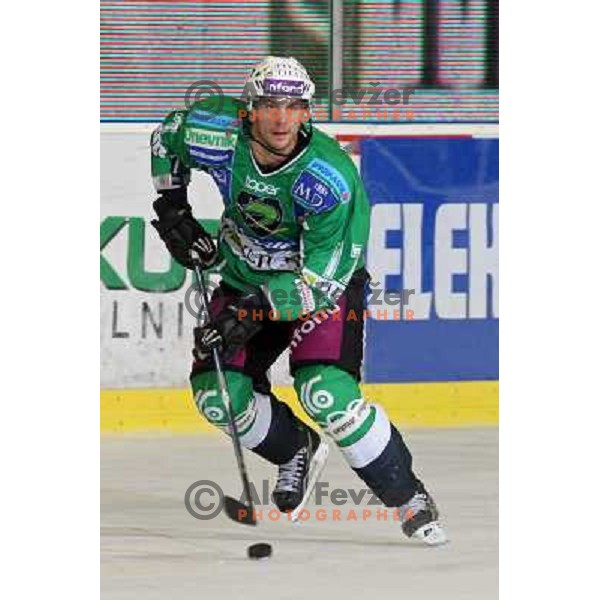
{"left": 101, "top": 428, "right": 498, "bottom": 599}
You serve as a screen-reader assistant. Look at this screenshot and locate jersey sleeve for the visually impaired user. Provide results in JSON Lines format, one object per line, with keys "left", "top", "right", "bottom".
{"left": 150, "top": 95, "right": 243, "bottom": 193}
{"left": 150, "top": 109, "right": 191, "bottom": 193}
{"left": 263, "top": 159, "right": 371, "bottom": 320}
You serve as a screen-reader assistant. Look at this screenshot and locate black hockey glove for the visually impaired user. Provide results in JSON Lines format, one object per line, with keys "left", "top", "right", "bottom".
{"left": 151, "top": 191, "right": 217, "bottom": 270}
{"left": 193, "top": 294, "right": 265, "bottom": 361}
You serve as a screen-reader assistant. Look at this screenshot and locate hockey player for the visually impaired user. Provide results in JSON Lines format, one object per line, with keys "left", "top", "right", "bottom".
{"left": 150, "top": 56, "right": 447, "bottom": 545}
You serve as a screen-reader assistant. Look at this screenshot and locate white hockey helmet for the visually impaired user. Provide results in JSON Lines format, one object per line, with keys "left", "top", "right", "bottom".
{"left": 242, "top": 56, "right": 315, "bottom": 109}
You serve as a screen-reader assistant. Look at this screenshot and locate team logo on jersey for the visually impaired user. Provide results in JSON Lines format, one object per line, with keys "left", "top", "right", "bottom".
{"left": 236, "top": 191, "right": 284, "bottom": 238}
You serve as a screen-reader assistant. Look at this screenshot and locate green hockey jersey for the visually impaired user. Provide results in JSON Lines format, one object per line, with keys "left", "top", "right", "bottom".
{"left": 150, "top": 96, "right": 371, "bottom": 320}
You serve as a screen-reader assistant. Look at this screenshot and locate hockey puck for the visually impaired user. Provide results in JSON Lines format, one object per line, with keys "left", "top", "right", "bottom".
{"left": 247, "top": 542, "right": 273, "bottom": 560}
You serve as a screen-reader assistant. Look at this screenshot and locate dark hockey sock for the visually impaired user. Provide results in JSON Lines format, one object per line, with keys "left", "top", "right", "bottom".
{"left": 353, "top": 425, "right": 421, "bottom": 507}
{"left": 251, "top": 393, "right": 311, "bottom": 465}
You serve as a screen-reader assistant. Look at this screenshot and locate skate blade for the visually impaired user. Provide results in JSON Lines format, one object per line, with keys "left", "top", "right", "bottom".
{"left": 412, "top": 521, "right": 449, "bottom": 546}
{"left": 289, "top": 440, "right": 329, "bottom": 524}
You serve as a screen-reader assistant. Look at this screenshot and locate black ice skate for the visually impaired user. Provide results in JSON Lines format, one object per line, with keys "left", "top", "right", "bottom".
{"left": 272, "top": 429, "right": 329, "bottom": 522}
{"left": 398, "top": 486, "right": 448, "bottom": 546}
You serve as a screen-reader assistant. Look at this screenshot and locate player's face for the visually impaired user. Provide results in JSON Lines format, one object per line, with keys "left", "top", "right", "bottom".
{"left": 251, "top": 97, "right": 309, "bottom": 153}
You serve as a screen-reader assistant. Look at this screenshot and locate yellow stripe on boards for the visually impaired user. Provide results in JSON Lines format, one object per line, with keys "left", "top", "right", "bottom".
{"left": 100, "top": 382, "right": 498, "bottom": 433}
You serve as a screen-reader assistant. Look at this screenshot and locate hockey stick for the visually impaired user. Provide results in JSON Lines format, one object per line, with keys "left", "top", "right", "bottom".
{"left": 190, "top": 252, "right": 257, "bottom": 526}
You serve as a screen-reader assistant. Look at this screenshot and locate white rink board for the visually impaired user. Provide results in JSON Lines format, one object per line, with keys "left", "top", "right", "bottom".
{"left": 102, "top": 130, "right": 224, "bottom": 388}
{"left": 101, "top": 129, "right": 300, "bottom": 388}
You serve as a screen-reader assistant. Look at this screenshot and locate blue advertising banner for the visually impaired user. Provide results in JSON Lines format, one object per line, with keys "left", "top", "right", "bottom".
{"left": 361, "top": 138, "right": 499, "bottom": 383}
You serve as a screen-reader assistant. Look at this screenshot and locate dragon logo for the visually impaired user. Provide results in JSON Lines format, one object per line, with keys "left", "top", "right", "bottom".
{"left": 236, "top": 191, "right": 284, "bottom": 237}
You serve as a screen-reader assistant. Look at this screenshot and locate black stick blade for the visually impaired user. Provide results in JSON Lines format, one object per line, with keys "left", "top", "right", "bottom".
{"left": 224, "top": 496, "right": 257, "bottom": 526}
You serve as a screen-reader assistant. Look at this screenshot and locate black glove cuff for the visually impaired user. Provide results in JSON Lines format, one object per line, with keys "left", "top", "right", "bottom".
{"left": 153, "top": 187, "right": 190, "bottom": 219}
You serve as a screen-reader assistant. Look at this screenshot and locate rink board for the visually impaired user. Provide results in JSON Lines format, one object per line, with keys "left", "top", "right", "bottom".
{"left": 361, "top": 138, "right": 499, "bottom": 382}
